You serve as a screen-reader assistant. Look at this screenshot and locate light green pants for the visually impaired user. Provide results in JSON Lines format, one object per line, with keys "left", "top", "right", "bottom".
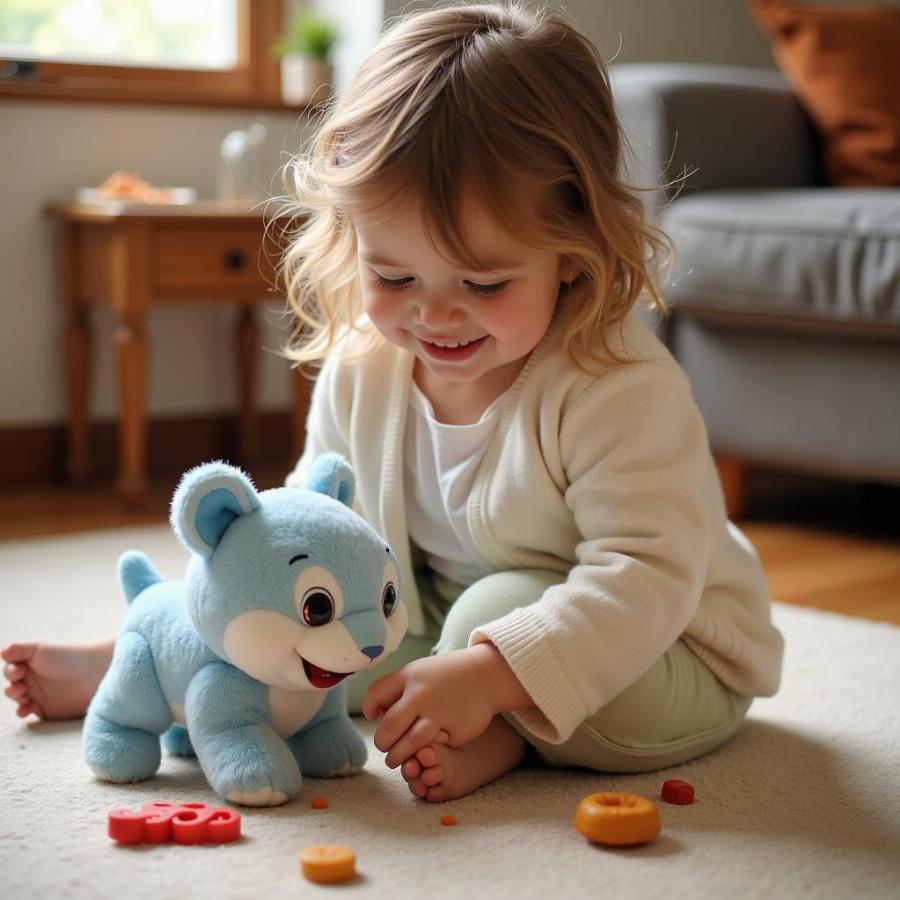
{"left": 346, "top": 568, "right": 751, "bottom": 773}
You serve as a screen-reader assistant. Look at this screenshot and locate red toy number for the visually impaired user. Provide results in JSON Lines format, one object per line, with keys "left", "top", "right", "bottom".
{"left": 108, "top": 802, "right": 241, "bottom": 845}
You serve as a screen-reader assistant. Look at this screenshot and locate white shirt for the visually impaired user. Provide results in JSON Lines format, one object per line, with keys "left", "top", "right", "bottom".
{"left": 404, "top": 380, "right": 503, "bottom": 588}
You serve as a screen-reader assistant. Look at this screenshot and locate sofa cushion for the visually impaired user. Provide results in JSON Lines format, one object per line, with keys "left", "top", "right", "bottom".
{"left": 663, "top": 188, "right": 900, "bottom": 338}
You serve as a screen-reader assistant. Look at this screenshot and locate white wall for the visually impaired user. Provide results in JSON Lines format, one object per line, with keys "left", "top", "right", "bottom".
{"left": 0, "top": 0, "right": 890, "bottom": 428}
{"left": 0, "top": 102, "right": 308, "bottom": 426}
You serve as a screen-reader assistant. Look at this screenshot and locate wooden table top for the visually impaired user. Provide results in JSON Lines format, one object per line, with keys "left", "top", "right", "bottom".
{"left": 46, "top": 199, "right": 292, "bottom": 224}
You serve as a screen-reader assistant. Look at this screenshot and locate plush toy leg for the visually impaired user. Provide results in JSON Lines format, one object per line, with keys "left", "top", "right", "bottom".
{"left": 287, "top": 687, "right": 367, "bottom": 778}
{"left": 186, "top": 662, "right": 302, "bottom": 806}
{"left": 162, "top": 724, "right": 195, "bottom": 757}
{"left": 83, "top": 631, "right": 172, "bottom": 782}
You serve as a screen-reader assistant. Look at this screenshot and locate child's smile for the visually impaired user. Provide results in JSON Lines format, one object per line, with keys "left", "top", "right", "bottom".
{"left": 417, "top": 333, "right": 489, "bottom": 362}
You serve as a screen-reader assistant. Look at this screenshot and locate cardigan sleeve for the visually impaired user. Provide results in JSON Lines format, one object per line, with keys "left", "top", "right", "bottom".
{"left": 470, "top": 361, "right": 720, "bottom": 744}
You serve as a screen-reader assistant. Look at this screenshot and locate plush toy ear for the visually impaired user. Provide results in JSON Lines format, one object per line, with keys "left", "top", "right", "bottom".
{"left": 304, "top": 452, "right": 355, "bottom": 508}
{"left": 170, "top": 462, "right": 261, "bottom": 558}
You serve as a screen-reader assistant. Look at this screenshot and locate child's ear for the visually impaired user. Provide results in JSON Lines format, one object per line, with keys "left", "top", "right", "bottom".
{"left": 304, "top": 452, "right": 356, "bottom": 508}
{"left": 561, "top": 255, "right": 583, "bottom": 284}
{"left": 170, "top": 462, "right": 261, "bottom": 558}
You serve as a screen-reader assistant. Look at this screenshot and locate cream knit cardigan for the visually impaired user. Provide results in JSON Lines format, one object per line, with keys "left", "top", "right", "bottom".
{"left": 286, "top": 310, "right": 784, "bottom": 745}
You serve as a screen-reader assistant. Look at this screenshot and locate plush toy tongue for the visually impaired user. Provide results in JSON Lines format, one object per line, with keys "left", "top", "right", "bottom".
{"left": 303, "top": 659, "right": 351, "bottom": 689}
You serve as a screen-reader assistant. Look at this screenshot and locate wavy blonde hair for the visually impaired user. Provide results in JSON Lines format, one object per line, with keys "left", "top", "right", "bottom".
{"left": 279, "top": 1, "right": 670, "bottom": 371}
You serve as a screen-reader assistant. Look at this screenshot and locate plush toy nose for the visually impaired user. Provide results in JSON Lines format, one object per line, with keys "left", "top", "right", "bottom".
{"left": 361, "top": 645, "right": 384, "bottom": 661}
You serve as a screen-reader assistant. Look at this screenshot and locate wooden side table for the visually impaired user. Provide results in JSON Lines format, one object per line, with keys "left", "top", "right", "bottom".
{"left": 47, "top": 201, "right": 310, "bottom": 501}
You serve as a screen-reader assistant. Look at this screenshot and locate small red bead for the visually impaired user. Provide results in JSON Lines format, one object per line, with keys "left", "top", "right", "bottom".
{"left": 661, "top": 779, "right": 695, "bottom": 805}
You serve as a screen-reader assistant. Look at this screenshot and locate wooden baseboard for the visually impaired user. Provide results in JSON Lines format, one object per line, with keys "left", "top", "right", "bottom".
{"left": 0, "top": 411, "right": 294, "bottom": 488}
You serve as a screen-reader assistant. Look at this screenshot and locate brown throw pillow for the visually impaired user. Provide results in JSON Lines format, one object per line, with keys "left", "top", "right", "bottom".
{"left": 750, "top": 0, "right": 900, "bottom": 187}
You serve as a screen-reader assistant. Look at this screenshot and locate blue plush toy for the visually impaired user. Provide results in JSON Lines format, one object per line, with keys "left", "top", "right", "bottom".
{"left": 83, "top": 453, "right": 407, "bottom": 806}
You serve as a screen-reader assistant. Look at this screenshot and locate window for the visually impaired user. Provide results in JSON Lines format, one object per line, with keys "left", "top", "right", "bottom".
{"left": 0, "top": 0, "right": 284, "bottom": 108}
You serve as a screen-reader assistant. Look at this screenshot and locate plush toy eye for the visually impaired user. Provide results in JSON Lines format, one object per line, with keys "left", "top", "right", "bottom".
{"left": 382, "top": 582, "right": 397, "bottom": 618}
{"left": 302, "top": 588, "right": 335, "bottom": 627}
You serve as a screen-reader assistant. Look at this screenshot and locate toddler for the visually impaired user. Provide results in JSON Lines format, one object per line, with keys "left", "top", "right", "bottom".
{"left": 3, "top": 2, "right": 783, "bottom": 803}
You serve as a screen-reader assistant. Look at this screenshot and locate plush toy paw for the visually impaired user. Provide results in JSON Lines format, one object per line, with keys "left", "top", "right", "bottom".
{"left": 162, "top": 724, "right": 195, "bottom": 757}
{"left": 330, "top": 760, "right": 365, "bottom": 777}
{"left": 84, "top": 724, "right": 162, "bottom": 784}
{"left": 199, "top": 725, "right": 304, "bottom": 807}
{"left": 289, "top": 715, "right": 368, "bottom": 778}
{"left": 225, "top": 785, "right": 290, "bottom": 807}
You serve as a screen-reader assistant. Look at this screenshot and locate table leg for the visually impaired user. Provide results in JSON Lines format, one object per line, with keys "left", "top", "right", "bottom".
{"left": 236, "top": 304, "right": 259, "bottom": 463}
{"left": 61, "top": 220, "right": 92, "bottom": 482}
{"left": 115, "top": 312, "right": 148, "bottom": 502}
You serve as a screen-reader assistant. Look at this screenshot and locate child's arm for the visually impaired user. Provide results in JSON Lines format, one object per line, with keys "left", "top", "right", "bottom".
{"left": 362, "top": 643, "right": 533, "bottom": 769}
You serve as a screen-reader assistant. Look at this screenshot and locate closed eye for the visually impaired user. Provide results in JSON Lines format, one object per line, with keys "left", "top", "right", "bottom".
{"left": 372, "top": 273, "right": 509, "bottom": 297}
{"left": 373, "top": 274, "right": 413, "bottom": 290}
{"left": 465, "top": 280, "right": 509, "bottom": 296}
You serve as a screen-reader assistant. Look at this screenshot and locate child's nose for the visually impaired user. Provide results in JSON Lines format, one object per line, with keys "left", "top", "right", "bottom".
{"left": 413, "top": 297, "right": 465, "bottom": 329}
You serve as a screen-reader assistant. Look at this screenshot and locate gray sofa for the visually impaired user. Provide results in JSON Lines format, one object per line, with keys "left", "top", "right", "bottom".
{"left": 612, "top": 64, "right": 900, "bottom": 507}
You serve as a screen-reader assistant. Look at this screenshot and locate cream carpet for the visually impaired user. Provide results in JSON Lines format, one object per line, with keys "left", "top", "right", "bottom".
{"left": 1, "top": 525, "right": 899, "bottom": 900}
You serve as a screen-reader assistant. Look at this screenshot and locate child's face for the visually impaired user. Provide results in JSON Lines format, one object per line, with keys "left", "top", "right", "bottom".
{"left": 354, "top": 193, "right": 566, "bottom": 392}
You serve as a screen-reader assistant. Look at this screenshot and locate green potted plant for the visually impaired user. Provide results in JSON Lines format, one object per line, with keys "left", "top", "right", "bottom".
{"left": 274, "top": 11, "right": 338, "bottom": 107}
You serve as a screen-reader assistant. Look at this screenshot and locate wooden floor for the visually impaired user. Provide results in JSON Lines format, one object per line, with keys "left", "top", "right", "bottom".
{"left": 1, "top": 466, "right": 898, "bottom": 626}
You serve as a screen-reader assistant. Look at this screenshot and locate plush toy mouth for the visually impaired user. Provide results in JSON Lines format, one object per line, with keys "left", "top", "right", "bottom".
{"left": 301, "top": 657, "right": 352, "bottom": 689}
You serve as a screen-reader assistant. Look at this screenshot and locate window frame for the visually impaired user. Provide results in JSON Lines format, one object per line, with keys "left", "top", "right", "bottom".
{"left": 0, "top": 0, "right": 290, "bottom": 110}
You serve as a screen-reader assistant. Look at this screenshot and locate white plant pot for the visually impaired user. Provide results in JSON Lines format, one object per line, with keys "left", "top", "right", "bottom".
{"left": 281, "top": 56, "right": 332, "bottom": 107}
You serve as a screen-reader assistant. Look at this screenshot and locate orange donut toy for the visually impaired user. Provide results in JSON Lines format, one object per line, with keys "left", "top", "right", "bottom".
{"left": 574, "top": 792, "right": 661, "bottom": 846}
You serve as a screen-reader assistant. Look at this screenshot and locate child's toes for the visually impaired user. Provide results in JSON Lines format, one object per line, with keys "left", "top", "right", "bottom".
{"left": 420, "top": 764, "right": 444, "bottom": 787}
{"left": 5, "top": 681, "right": 27, "bottom": 700}
{"left": 401, "top": 757, "right": 422, "bottom": 780}
{"left": 415, "top": 746, "right": 438, "bottom": 767}
{"left": 1, "top": 643, "right": 37, "bottom": 665}
{"left": 408, "top": 778, "right": 428, "bottom": 798}
{"left": 17, "top": 701, "right": 38, "bottom": 718}
{"left": 3, "top": 662, "right": 25, "bottom": 682}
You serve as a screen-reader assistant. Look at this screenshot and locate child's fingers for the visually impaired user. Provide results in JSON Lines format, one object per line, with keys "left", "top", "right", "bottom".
{"left": 361, "top": 671, "right": 405, "bottom": 721}
{"left": 372, "top": 700, "right": 417, "bottom": 753}
{"left": 384, "top": 717, "right": 444, "bottom": 769}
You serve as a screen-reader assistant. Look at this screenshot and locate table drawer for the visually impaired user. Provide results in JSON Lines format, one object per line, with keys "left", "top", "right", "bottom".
{"left": 154, "top": 226, "right": 279, "bottom": 297}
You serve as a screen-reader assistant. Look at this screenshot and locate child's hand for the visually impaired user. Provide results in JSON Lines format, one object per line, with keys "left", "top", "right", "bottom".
{"left": 362, "top": 647, "right": 500, "bottom": 769}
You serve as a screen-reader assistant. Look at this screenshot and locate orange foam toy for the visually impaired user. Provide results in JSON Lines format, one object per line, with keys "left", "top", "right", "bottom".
{"left": 300, "top": 845, "right": 357, "bottom": 884}
{"left": 574, "top": 792, "right": 661, "bottom": 846}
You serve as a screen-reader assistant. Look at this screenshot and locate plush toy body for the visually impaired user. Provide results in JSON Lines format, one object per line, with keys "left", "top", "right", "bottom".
{"left": 83, "top": 454, "right": 407, "bottom": 806}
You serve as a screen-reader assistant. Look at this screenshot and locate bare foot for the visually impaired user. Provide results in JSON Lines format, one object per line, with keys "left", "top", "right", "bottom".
{"left": 400, "top": 715, "right": 528, "bottom": 802}
{"left": 1, "top": 638, "right": 115, "bottom": 720}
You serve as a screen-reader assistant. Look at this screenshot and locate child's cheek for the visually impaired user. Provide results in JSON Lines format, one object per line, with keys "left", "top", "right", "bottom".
{"left": 361, "top": 287, "right": 394, "bottom": 323}
{"left": 362, "top": 288, "right": 405, "bottom": 340}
